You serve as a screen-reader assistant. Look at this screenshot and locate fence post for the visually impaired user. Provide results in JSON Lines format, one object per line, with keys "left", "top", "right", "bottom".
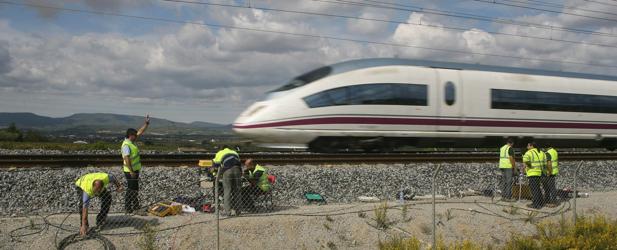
{"left": 432, "top": 164, "right": 442, "bottom": 250}
{"left": 573, "top": 161, "right": 583, "bottom": 227}
{"left": 215, "top": 173, "right": 220, "bottom": 250}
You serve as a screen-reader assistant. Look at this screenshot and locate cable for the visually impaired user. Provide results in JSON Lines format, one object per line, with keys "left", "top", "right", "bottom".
{"left": 473, "top": 0, "right": 617, "bottom": 22}
{"left": 584, "top": 0, "right": 617, "bottom": 7}
{"left": 8, "top": 185, "right": 577, "bottom": 249}
{"left": 1, "top": 1, "right": 615, "bottom": 69}
{"left": 321, "top": 0, "right": 617, "bottom": 38}
{"left": 508, "top": 0, "right": 617, "bottom": 17}
{"left": 57, "top": 233, "right": 115, "bottom": 250}
{"left": 161, "top": 0, "right": 617, "bottom": 49}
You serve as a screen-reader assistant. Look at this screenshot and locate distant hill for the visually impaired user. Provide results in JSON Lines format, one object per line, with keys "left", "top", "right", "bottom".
{"left": 0, "top": 112, "right": 226, "bottom": 133}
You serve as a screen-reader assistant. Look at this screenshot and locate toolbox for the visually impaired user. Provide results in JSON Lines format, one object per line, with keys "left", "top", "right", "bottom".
{"left": 149, "top": 201, "right": 183, "bottom": 217}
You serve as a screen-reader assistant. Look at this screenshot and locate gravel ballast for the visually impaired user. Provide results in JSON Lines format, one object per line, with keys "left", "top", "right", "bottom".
{"left": 1, "top": 161, "right": 615, "bottom": 216}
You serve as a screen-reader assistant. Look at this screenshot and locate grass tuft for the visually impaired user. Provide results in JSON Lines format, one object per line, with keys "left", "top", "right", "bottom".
{"left": 374, "top": 202, "right": 389, "bottom": 229}
{"left": 327, "top": 241, "right": 337, "bottom": 250}
{"left": 325, "top": 215, "right": 334, "bottom": 222}
{"left": 419, "top": 223, "right": 432, "bottom": 235}
{"left": 379, "top": 215, "right": 617, "bottom": 250}
{"left": 445, "top": 209, "right": 454, "bottom": 221}
{"left": 137, "top": 223, "right": 158, "bottom": 250}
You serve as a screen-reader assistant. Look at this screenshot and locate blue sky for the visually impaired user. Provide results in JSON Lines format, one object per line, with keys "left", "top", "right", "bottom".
{"left": 0, "top": 0, "right": 615, "bottom": 124}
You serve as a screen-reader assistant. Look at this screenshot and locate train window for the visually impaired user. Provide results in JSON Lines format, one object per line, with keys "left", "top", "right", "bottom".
{"left": 348, "top": 84, "right": 392, "bottom": 105}
{"left": 271, "top": 66, "right": 333, "bottom": 92}
{"left": 303, "top": 87, "right": 348, "bottom": 108}
{"left": 445, "top": 81, "right": 455, "bottom": 105}
{"left": 491, "top": 89, "right": 617, "bottom": 114}
{"left": 303, "top": 83, "right": 427, "bottom": 108}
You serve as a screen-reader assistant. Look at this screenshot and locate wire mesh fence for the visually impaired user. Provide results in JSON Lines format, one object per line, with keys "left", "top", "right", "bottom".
{"left": 1, "top": 160, "right": 615, "bottom": 249}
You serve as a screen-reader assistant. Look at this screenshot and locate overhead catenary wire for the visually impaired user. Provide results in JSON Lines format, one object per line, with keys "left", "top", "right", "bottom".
{"left": 584, "top": 0, "right": 617, "bottom": 7}
{"left": 473, "top": 0, "right": 617, "bottom": 22}
{"left": 321, "top": 0, "right": 617, "bottom": 37}
{"left": 161, "top": 0, "right": 617, "bottom": 49}
{"left": 1, "top": 1, "right": 616, "bottom": 70}
{"left": 502, "top": 0, "right": 617, "bottom": 17}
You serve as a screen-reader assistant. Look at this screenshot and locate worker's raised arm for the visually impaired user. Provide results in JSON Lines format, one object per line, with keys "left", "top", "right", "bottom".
{"left": 136, "top": 114, "right": 150, "bottom": 138}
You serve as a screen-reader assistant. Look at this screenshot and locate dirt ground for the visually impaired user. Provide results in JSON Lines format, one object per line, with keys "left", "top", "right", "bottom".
{"left": 1, "top": 191, "right": 616, "bottom": 250}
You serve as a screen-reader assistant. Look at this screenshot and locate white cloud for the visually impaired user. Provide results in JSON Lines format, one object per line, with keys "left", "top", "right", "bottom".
{"left": 346, "top": 12, "right": 390, "bottom": 36}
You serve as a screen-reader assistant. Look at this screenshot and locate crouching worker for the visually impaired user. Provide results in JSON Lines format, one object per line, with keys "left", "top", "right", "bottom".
{"left": 242, "top": 159, "right": 271, "bottom": 210}
{"left": 75, "top": 172, "right": 123, "bottom": 236}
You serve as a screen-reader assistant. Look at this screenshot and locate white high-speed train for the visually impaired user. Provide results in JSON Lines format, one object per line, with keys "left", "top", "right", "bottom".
{"left": 233, "top": 58, "right": 617, "bottom": 152}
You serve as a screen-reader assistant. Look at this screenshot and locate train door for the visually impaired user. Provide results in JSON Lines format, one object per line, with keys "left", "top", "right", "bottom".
{"left": 436, "top": 69, "right": 463, "bottom": 131}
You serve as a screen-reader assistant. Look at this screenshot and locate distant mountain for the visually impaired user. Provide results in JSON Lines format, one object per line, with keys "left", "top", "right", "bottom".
{"left": 190, "top": 121, "right": 225, "bottom": 128}
{"left": 0, "top": 113, "right": 61, "bottom": 128}
{"left": 0, "top": 112, "right": 226, "bottom": 133}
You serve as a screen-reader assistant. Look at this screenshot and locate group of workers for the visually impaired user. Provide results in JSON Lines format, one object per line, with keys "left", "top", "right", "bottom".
{"left": 499, "top": 138, "right": 559, "bottom": 209}
{"left": 209, "top": 147, "right": 272, "bottom": 216}
{"left": 72, "top": 113, "right": 564, "bottom": 236}
{"left": 73, "top": 115, "right": 272, "bottom": 236}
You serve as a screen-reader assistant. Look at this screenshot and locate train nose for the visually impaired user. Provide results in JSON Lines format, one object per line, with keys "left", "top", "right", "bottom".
{"left": 233, "top": 102, "right": 269, "bottom": 133}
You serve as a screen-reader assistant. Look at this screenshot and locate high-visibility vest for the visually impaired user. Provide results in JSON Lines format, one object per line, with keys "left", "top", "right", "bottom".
{"left": 122, "top": 139, "right": 142, "bottom": 172}
{"left": 546, "top": 148, "right": 558, "bottom": 175}
{"left": 499, "top": 144, "right": 513, "bottom": 169}
{"left": 75, "top": 173, "right": 110, "bottom": 197}
{"left": 523, "top": 148, "right": 545, "bottom": 177}
{"left": 213, "top": 148, "right": 240, "bottom": 168}
{"left": 249, "top": 164, "right": 271, "bottom": 192}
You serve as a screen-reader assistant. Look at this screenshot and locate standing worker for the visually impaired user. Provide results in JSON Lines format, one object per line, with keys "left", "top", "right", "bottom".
{"left": 75, "top": 172, "right": 123, "bottom": 236}
{"left": 498, "top": 138, "right": 517, "bottom": 201}
{"left": 544, "top": 145, "right": 559, "bottom": 207}
{"left": 121, "top": 114, "right": 150, "bottom": 215}
{"left": 522, "top": 141, "right": 546, "bottom": 209}
{"left": 213, "top": 145, "right": 242, "bottom": 216}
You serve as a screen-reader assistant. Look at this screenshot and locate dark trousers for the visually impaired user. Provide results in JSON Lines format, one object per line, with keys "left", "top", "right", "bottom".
{"left": 528, "top": 176, "right": 543, "bottom": 208}
{"left": 241, "top": 185, "right": 262, "bottom": 209}
{"left": 543, "top": 175, "right": 557, "bottom": 204}
{"left": 76, "top": 187, "right": 111, "bottom": 226}
{"left": 500, "top": 168, "right": 513, "bottom": 199}
{"left": 124, "top": 171, "right": 140, "bottom": 213}
{"left": 222, "top": 166, "right": 242, "bottom": 214}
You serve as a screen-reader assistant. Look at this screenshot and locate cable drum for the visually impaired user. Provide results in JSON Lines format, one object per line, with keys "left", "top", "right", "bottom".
{"left": 57, "top": 233, "right": 115, "bottom": 250}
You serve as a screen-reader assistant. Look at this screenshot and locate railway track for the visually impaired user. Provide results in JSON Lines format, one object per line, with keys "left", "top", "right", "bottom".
{"left": 1, "top": 152, "right": 617, "bottom": 167}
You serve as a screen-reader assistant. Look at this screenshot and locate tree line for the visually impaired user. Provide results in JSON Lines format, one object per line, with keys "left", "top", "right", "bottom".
{"left": 0, "top": 123, "right": 48, "bottom": 142}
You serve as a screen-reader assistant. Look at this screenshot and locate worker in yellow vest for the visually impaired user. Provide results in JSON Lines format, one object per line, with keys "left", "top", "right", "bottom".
{"left": 121, "top": 114, "right": 149, "bottom": 214}
{"left": 544, "top": 145, "right": 559, "bottom": 207}
{"left": 522, "top": 142, "right": 546, "bottom": 209}
{"left": 75, "top": 172, "right": 122, "bottom": 236}
{"left": 213, "top": 146, "right": 242, "bottom": 216}
{"left": 498, "top": 138, "right": 517, "bottom": 201}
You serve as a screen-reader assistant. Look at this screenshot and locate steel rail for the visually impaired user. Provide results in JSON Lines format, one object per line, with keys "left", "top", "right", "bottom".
{"left": 1, "top": 152, "right": 616, "bottom": 167}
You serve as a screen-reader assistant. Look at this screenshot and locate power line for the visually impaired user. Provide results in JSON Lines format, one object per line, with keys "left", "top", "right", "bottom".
{"left": 161, "top": 0, "right": 617, "bottom": 49}
{"left": 1, "top": 1, "right": 615, "bottom": 69}
{"left": 584, "top": 0, "right": 617, "bottom": 7}
{"left": 321, "top": 0, "right": 617, "bottom": 38}
{"left": 473, "top": 0, "right": 617, "bottom": 22}
{"left": 505, "top": 0, "right": 617, "bottom": 17}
